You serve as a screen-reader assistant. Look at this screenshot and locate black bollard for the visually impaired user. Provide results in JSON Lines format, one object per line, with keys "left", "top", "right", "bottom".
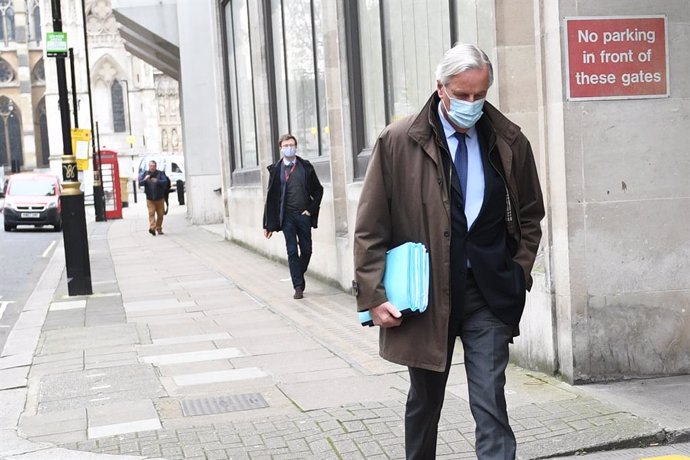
{"left": 176, "top": 180, "right": 185, "bottom": 205}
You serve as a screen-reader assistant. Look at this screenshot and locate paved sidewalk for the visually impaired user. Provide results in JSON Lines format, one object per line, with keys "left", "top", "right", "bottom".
{"left": 1, "top": 202, "right": 689, "bottom": 460}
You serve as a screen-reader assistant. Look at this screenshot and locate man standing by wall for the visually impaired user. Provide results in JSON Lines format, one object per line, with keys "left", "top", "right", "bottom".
{"left": 139, "top": 160, "right": 169, "bottom": 235}
{"left": 263, "top": 134, "right": 324, "bottom": 300}
{"left": 353, "top": 44, "right": 545, "bottom": 459}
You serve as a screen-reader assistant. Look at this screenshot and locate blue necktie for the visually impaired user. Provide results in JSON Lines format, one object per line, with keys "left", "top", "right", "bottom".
{"left": 453, "top": 132, "right": 468, "bottom": 199}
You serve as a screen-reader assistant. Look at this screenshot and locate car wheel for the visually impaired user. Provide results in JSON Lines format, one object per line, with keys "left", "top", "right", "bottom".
{"left": 53, "top": 220, "right": 62, "bottom": 232}
{"left": 4, "top": 222, "right": 14, "bottom": 232}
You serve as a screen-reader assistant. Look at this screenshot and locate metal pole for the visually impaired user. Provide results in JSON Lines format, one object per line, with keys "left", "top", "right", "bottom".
{"left": 68, "top": 47, "right": 78, "bottom": 128}
{"left": 95, "top": 121, "right": 106, "bottom": 220}
{"left": 80, "top": 0, "right": 105, "bottom": 222}
{"left": 122, "top": 79, "right": 137, "bottom": 203}
{"left": 51, "top": 0, "right": 92, "bottom": 296}
{"left": 123, "top": 79, "right": 132, "bottom": 135}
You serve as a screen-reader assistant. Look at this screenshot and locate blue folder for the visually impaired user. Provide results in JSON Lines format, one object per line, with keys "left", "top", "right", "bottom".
{"left": 359, "top": 242, "right": 429, "bottom": 327}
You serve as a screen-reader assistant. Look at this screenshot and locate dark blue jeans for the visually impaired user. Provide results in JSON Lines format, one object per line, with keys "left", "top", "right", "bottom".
{"left": 282, "top": 212, "right": 312, "bottom": 290}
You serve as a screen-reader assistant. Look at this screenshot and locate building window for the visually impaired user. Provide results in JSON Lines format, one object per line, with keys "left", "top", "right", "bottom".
{"left": 31, "top": 59, "right": 45, "bottom": 84}
{"left": 270, "top": 0, "right": 328, "bottom": 159}
{"left": 0, "top": 96, "right": 23, "bottom": 171}
{"left": 223, "top": 0, "right": 258, "bottom": 171}
{"left": 0, "top": 0, "right": 16, "bottom": 47}
{"left": 382, "top": 0, "right": 450, "bottom": 121}
{"left": 111, "top": 79, "right": 126, "bottom": 133}
{"left": 348, "top": 0, "right": 453, "bottom": 178}
{"left": 28, "top": 1, "right": 42, "bottom": 44}
{"left": 0, "top": 57, "right": 14, "bottom": 84}
{"left": 36, "top": 98, "right": 50, "bottom": 165}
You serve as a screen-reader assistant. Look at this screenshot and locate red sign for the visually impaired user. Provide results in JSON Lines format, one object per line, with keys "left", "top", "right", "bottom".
{"left": 565, "top": 16, "right": 668, "bottom": 100}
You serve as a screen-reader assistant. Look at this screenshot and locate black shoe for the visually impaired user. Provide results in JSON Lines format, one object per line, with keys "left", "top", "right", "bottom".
{"left": 157, "top": 229, "right": 164, "bottom": 235}
{"left": 293, "top": 288, "right": 304, "bottom": 299}
{"left": 148, "top": 228, "right": 156, "bottom": 236}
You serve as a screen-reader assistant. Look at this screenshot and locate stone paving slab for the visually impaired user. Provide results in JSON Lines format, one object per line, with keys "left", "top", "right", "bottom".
{"left": 87, "top": 400, "right": 162, "bottom": 439}
{"left": 0, "top": 365, "right": 29, "bottom": 390}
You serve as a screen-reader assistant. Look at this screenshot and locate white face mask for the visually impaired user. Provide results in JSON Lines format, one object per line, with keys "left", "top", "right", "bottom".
{"left": 281, "top": 146, "right": 297, "bottom": 158}
{"left": 443, "top": 86, "right": 485, "bottom": 129}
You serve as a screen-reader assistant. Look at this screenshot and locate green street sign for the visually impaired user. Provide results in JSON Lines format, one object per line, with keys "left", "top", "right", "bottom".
{"left": 46, "top": 32, "right": 68, "bottom": 57}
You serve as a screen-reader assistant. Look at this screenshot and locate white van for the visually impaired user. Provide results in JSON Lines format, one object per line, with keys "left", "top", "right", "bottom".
{"left": 137, "top": 154, "right": 185, "bottom": 191}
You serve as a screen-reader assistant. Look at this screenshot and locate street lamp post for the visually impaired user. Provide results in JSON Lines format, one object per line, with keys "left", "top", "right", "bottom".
{"left": 50, "top": 0, "right": 92, "bottom": 296}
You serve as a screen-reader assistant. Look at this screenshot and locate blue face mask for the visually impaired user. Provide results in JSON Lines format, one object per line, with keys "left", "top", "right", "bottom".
{"left": 281, "top": 146, "right": 297, "bottom": 158}
{"left": 443, "top": 87, "right": 485, "bottom": 129}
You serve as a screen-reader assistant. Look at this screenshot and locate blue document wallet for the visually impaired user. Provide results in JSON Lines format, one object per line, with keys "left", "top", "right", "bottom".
{"left": 359, "top": 242, "right": 429, "bottom": 327}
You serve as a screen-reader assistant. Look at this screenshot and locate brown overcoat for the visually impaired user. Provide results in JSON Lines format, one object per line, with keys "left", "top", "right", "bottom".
{"left": 353, "top": 94, "right": 545, "bottom": 372}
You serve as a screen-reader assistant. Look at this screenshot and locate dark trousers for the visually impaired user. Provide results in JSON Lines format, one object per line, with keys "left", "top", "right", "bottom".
{"left": 282, "top": 212, "right": 312, "bottom": 289}
{"left": 405, "top": 276, "right": 516, "bottom": 460}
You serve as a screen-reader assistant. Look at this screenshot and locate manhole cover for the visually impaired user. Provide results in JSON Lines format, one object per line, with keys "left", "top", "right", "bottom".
{"left": 180, "top": 393, "right": 268, "bottom": 416}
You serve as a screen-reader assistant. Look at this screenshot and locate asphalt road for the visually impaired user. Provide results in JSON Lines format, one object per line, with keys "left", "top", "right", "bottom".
{"left": 0, "top": 205, "right": 61, "bottom": 353}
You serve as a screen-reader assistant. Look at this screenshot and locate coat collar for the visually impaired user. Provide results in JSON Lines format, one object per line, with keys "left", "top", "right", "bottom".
{"left": 267, "top": 155, "right": 304, "bottom": 173}
{"left": 407, "top": 92, "right": 522, "bottom": 176}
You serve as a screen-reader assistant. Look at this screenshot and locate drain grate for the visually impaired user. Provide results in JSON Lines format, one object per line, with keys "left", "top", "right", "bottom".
{"left": 180, "top": 393, "right": 269, "bottom": 416}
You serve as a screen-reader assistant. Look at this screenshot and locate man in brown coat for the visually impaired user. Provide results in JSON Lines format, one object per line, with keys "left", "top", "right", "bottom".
{"left": 354, "top": 44, "right": 545, "bottom": 459}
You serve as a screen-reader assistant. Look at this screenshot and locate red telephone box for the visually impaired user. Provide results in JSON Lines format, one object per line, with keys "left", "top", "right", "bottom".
{"left": 99, "top": 150, "right": 123, "bottom": 220}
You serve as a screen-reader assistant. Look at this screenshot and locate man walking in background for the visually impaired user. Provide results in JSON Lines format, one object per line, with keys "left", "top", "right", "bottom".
{"left": 263, "top": 134, "right": 324, "bottom": 300}
{"left": 354, "top": 44, "right": 545, "bottom": 459}
{"left": 139, "top": 160, "right": 169, "bottom": 236}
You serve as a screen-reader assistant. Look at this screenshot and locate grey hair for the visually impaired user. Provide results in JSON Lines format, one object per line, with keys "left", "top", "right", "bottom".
{"left": 435, "top": 43, "right": 494, "bottom": 86}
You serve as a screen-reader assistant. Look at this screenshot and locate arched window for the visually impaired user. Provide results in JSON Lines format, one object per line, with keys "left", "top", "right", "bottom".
{"left": 31, "top": 59, "right": 45, "bottom": 84}
{"left": 28, "top": 1, "right": 41, "bottom": 44}
{"left": 0, "top": 57, "right": 14, "bottom": 84}
{"left": 35, "top": 98, "right": 49, "bottom": 165}
{"left": 0, "top": 1, "right": 16, "bottom": 46}
{"left": 0, "top": 96, "right": 23, "bottom": 170}
{"left": 111, "top": 79, "right": 126, "bottom": 132}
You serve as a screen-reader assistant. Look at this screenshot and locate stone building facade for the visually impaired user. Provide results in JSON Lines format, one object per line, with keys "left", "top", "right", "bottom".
{"left": 0, "top": 0, "right": 48, "bottom": 173}
{"left": 116, "top": 0, "right": 690, "bottom": 384}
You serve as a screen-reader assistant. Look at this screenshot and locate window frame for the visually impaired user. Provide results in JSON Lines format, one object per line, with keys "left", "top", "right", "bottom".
{"left": 220, "top": 0, "right": 261, "bottom": 186}
{"left": 348, "top": 0, "right": 458, "bottom": 180}
{"left": 269, "top": 0, "right": 331, "bottom": 165}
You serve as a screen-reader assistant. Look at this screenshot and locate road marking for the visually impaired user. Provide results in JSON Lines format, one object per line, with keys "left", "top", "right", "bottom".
{"left": 91, "top": 385, "right": 112, "bottom": 390}
{"left": 88, "top": 397, "right": 110, "bottom": 402}
{"left": 0, "top": 300, "right": 15, "bottom": 321}
{"left": 87, "top": 373, "right": 106, "bottom": 378}
{"left": 42, "top": 240, "right": 57, "bottom": 258}
{"left": 50, "top": 300, "right": 86, "bottom": 311}
{"left": 140, "top": 348, "right": 244, "bottom": 365}
{"left": 88, "top": 418, "right": 161, "bottom": 439}
{"left": 150, "top": 332, "right": 231, "bottom": 346}
{"left": 173, "top": 367, "right": 267, "bottom": 386}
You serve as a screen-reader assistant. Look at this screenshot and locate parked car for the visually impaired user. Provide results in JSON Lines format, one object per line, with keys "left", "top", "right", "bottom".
{"left": 137, "top": 154, "right": 185, "bottom": 191}
{"left": 2, "top": 173, "right": 62, "bottom": 232}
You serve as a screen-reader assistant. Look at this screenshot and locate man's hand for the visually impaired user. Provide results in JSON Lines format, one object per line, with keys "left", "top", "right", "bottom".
{"left": 264, "top": 229, "right": 273, "bottom": 239}
{"left": 371, "top": 301, "right": 402, "bottom": 328}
